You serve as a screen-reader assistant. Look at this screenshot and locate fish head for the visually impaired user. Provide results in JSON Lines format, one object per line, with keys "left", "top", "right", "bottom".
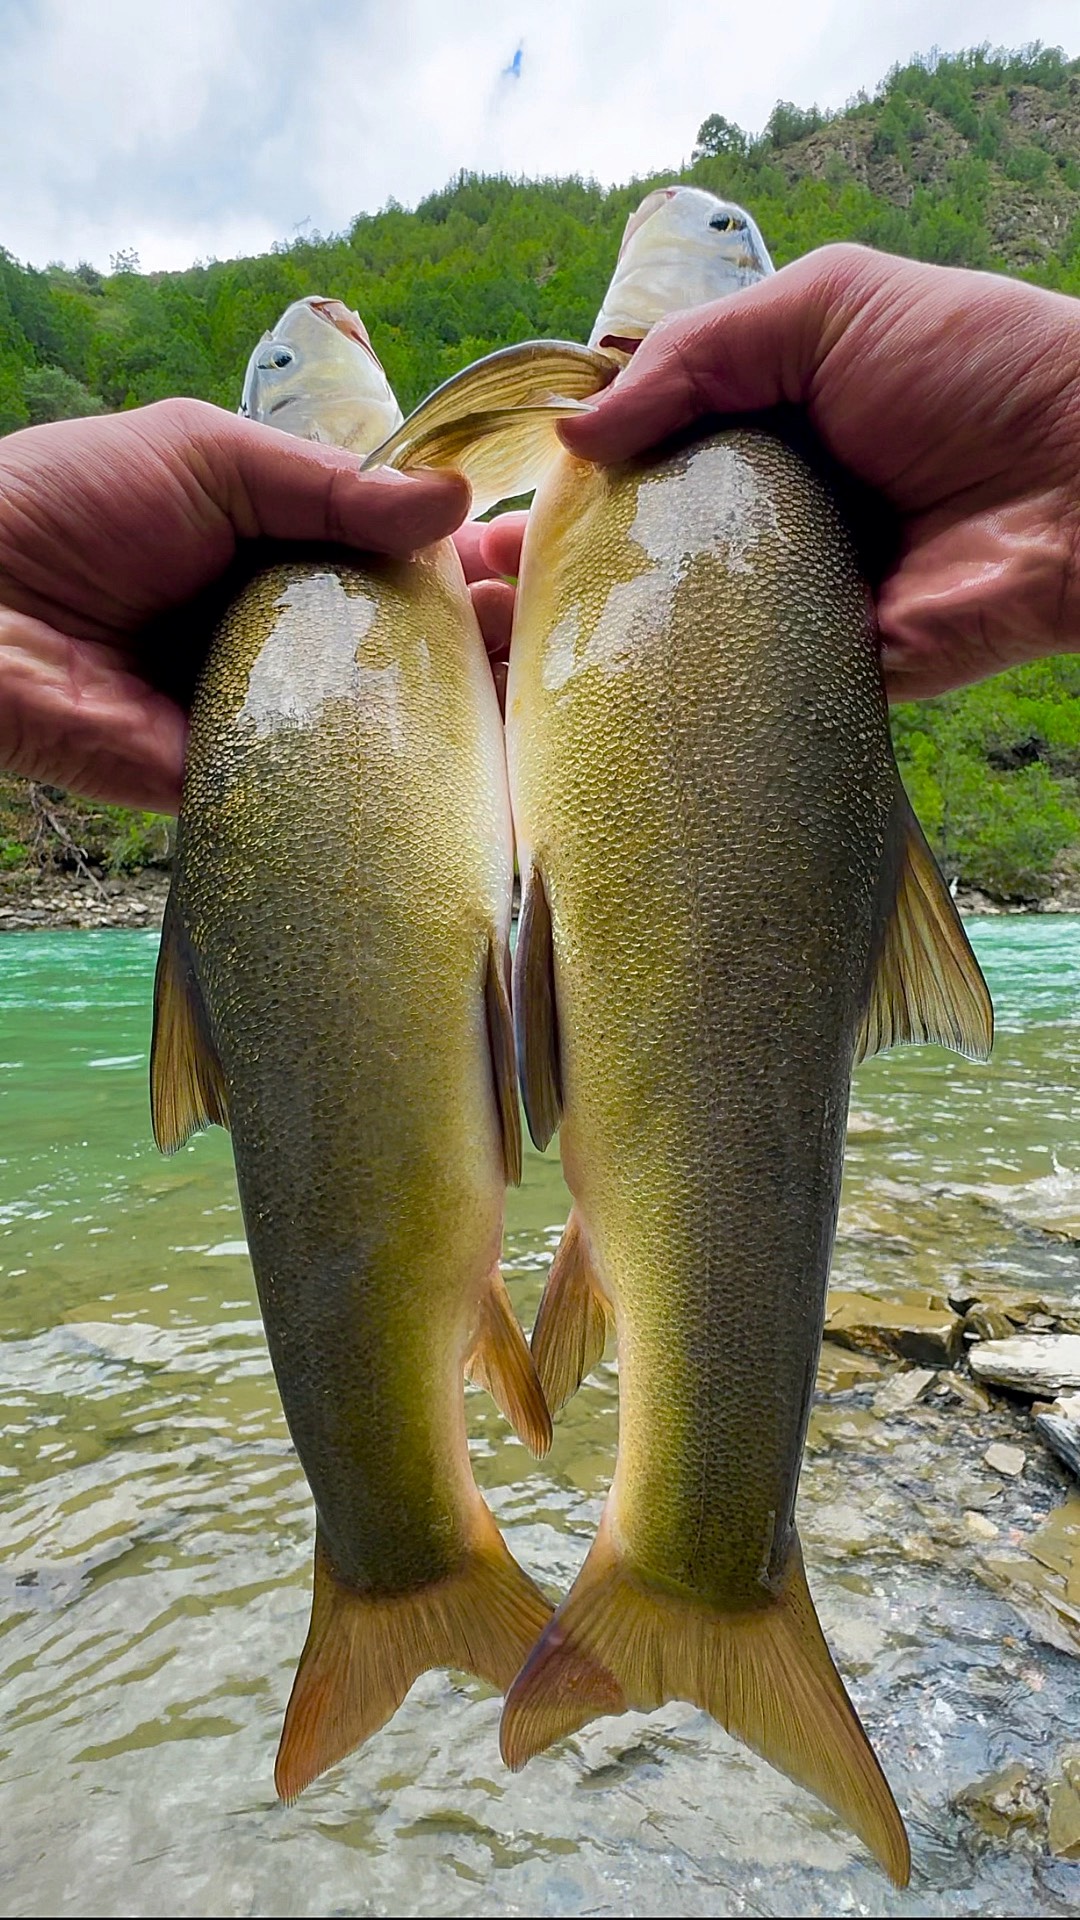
{"left": 240, "top": 296, "right": 404, "bottom": 456}
{"left": 588, "top": 185, "right": 774, "bottom": 352}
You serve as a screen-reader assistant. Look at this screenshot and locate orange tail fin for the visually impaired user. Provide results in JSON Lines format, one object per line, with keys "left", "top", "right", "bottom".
{"left": 500, "top": 1520, "right": 909, "bottom": 1887}
{"left": 276, "top": 1510, "right": 551, "bottom": 1801}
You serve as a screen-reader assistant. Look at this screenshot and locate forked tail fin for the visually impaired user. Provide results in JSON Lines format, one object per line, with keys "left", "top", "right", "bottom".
{"left": 500, "top": 1520, "right": 910, "bottom": 1887}
{"left": 276, "top": 1509, "right": 552, "bottom": 1800}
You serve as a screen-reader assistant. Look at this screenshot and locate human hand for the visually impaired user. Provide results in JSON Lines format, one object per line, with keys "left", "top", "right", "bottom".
{"left": 0, "top": 400, "right": 493, "bottom": 812}
{"left": 558, "top": 244, "right": 1080, "bottom": 699}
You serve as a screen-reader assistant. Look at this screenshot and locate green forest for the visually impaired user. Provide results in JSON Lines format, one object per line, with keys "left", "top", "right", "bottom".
{"left": 2, "top": 42, "right": 1080, "bottom": 901}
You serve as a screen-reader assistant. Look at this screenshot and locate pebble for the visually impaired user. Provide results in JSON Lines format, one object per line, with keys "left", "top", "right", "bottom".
{"left": 984, "top": 1443, "right": 1026, "bottom": 1477}
{"left": 963, "top": 1510, "right": 1000, "bottom": 1540}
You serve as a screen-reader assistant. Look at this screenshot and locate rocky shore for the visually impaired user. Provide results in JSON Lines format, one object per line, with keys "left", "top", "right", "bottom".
{"left": 813, "top": 1265, "right": 1080, "bottom": 1863}
{"left": 0, "top": 869, "right": 1078, "bottom": 933}
{"left": 0, "top": 869, "right": 170, "bottom": 931}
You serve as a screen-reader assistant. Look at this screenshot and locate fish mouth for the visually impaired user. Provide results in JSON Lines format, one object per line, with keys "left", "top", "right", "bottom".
{"left": 308, "top": 298, "right": 386, "bottom": 369}
{"left": 596, "top": 333, "right": 647, "bottom": 359}
{"left": 617, "top": 187, "right": 677, "bottom": 261}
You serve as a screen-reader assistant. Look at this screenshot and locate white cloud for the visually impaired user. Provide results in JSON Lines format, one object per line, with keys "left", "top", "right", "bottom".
{"left": 1, "top": 0, "right": 1078, "bottom": 272}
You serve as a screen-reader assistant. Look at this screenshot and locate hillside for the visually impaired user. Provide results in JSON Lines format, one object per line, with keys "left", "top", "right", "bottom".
{"left": 1, "top": 42, "right": 1080, "bottom": 905}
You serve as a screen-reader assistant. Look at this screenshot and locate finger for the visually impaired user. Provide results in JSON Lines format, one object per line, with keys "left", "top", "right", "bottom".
{"left": 159, "top": 401, "right": 473, "bottom": 556}
{"left": 557, "top": 243, "right": 882, "bottom": 466}
{"left": 453, "top": 518, "right": 493, "bottom": 583}
{"left": 0, "top": 612, "right": 187, "bottom": 812}
{"left": 479, "top": 512, "right": 528, "bottom": 579}
{"left": 469, "top": 579, "right": 515, "bottom": 661}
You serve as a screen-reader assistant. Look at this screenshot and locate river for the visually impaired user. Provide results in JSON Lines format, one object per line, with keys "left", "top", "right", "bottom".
{"left": 0, "top": 919, "right": 1078, "bottom": 1915}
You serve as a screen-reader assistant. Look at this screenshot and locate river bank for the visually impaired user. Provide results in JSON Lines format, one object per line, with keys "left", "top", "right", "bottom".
{"left": 1, "top": 867, "right": 1079, "bottom": 931}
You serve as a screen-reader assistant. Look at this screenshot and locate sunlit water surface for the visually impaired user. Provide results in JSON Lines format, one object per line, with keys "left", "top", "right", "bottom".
{"left": 0, "top": 920, "right": 1079, "bottom": 1916}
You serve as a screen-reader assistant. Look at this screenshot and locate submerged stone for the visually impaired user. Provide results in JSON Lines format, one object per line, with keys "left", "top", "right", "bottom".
{"left": 955, "top": 1762, "right": 1045, "bottom": 1841}
{"left": 1048, "top": 1757, "right": 1080, "bottom": 1860}
{"left": 970, "top": 1335, "right": 1080, "bottom": 1397}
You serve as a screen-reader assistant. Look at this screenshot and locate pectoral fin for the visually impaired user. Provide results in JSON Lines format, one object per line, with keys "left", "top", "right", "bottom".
{"left": 485, "top": 937, "right": 521, "bottom": 1187}
{"left": 513, "top": 864, "right": 562, "bottom": 1151}
{"left": 467, "top": 1268, "right": 553, "bottom": 1458}
{"left": 857, "top": 793, "right": 994, "bottom": 1064}
{"left": 531, "top": 1208, "right": 614, "bottom": 1413}
{"left": 500, "top": 1520, "right": 910, "bottom": 1888}
{"left": 150, "top": 891, "right": 228, "bottom": 1153}
{"left": 364, "top": 340, "right": 619, "bottom": 516}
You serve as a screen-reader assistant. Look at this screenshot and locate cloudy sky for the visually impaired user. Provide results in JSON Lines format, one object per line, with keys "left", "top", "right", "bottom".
{"left": 2, "top": 0, "right": 1079, "bottom": 273}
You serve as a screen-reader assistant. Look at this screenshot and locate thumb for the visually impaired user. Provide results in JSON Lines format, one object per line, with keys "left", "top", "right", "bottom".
{"left": 168, "top": 401, "right": 473, "bottom": 556}
{"left": 558, "top": 243, "right": 880, "bottom": 466}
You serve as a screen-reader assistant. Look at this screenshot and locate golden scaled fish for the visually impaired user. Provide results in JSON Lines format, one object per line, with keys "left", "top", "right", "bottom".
{"left": 151, "top": 294, "right": 552, "bottom": 1800}
{"left": 379, "top": 190, "right": 993, "bottom": 1884}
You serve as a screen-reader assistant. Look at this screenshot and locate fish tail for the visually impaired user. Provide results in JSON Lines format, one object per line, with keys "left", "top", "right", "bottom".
{"left": 275, "top": 1511, "right": 552, "bottom": 1801}
{"left": 500, "top": 1518, "right": 910, "bottom": 1887}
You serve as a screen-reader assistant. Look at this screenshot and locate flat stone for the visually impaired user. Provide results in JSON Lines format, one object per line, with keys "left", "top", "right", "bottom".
{"left": 824, "top": 1289, "right": 962, "bottom": 1366}
{"left": 1028, "top": 1496, "right": 1080, "bottom": 1603}
{"left": 970, "top": 1335, "right": 1080, "bottom": 1397}
{"left": 984, "top": 1443, "right": 1026, "bottom": 1477}
{"left": 1049, "top": 1758, "right": 1080, "bottom": 1859}
{"left": 874, "top": 1367, "right": 937, "bottom": 1416}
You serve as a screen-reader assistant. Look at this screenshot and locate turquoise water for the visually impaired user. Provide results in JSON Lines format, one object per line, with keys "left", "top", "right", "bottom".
{"left": 0, "top": 920, "right": 1078, "bottom": 1915}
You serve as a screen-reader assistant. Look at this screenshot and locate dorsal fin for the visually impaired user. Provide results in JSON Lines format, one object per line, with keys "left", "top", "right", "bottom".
{"left": 363, "top": 340, "right": 618, "bottom": 516}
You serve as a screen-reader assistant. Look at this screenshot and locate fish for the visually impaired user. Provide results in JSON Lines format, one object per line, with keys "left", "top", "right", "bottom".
{"left": 239, "top": 295, "right": 404, "bottom": 451}
{"left": 151, "top": 292, "right": 552, "bottom": 1800}
{"left": 377, "top": 188, "right": 993, "bottom": 1883}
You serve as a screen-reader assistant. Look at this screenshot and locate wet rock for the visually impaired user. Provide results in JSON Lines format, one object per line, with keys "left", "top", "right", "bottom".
{"left": 984, "top": 1443, "right": 1026, "bottom": 1477}
{"left": 824, "top": 1288, "right": 962, "bottom": 1365}
{"left": 955, "top": 1762, "right": 1045, "bottom": 1841}
{"left": 970, "top": 1335, "right": 1080, "bottom": 1397}
{"left": 1048, "top": 1755, "right": 1080, "bottom": 1860}
{"left": 815, "top": 1342, "right": 882, "bottom": 1395}
{"left": 1027, "top": 1495, "right": 1080, "bottom": 1601}
{"left": 874, "top": 1366, "right": 937, "bottom": 1416}
{"left": 965, "top": 1305, "right": 1017, "bottom": 1342}
{"left": 940, "top": 1374, "right": 993, "bottom": 1413}
{"left": 1034, "top": 1410, "right": 1080, "bottom": 1482}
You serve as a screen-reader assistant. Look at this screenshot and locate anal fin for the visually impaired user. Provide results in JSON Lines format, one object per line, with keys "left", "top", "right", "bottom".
{"left": 150, "top": 890, "right": 228, "bottom": 1153}
{"left": 467, "top": 1269, "right": 553, "bottom": 1457}
{"left": 532, "top": 1207, "right": 614, "bottom": 1413}
{"left": 500, "top": 1520, "right": 910, "bottom": 1888}
{"left": 513, "top": 863, "right": 562, "bottom": 1151}
{"left": 276, "top": 1512, "right": 552, "bottom": 1801}
{"left": 858, "top": 791, "right": 994, "bottom": 1064}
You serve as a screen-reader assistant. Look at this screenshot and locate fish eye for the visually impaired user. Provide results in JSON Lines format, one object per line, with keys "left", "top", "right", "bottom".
{"left": 710, "top": 213, "right": 744, "bottom": 233}
{"left": 259, "top": 345, "right": 295, "bottom": 370}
